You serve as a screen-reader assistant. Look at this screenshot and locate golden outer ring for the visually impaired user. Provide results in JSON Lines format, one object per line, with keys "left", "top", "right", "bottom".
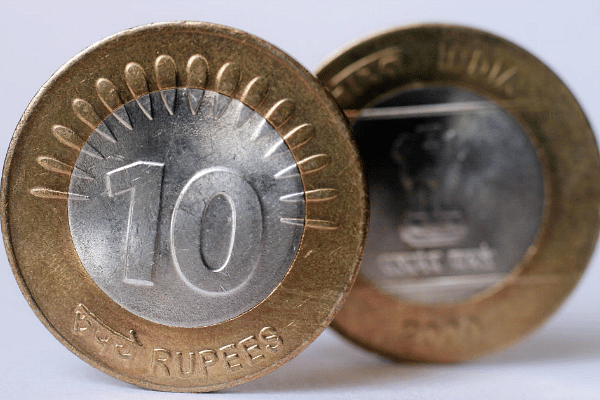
{"left": 1, "top": 22, "right": 367, "bottom": 391}
{"left": 316, "top": 24, "right": 600, "bottom": 362}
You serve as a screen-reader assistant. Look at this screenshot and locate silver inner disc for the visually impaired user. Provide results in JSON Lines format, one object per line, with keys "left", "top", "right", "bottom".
{"left": 354, "top": 87, "right": 544, "bottom": 303}
{"left": 68, "top": 89, "right": 305, "bottom": 327}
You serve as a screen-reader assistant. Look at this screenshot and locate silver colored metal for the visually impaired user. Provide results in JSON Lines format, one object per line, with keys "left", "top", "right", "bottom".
{"left": 355, "top": 101, "right": 493, "bottom": 120}
{"left": 68, "top": 89, "right": 305, "bottom": 327}
{"left": 355, "top": 86, "right": 544, "bottom": 303}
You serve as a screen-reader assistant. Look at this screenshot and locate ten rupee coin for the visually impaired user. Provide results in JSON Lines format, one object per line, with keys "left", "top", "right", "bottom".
{"left": 316, "top": 24, "right": 600, "bottom": 362}
{"left": 2, "top": 22, "right": 367, "bottom": 391}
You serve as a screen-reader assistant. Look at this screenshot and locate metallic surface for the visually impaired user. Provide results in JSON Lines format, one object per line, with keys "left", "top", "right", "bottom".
{"left": 316, "top": 24, "right": 600, "bottom": 361}
{"left": 354, "top": 86, "right": 544, "bottom": 303}
{"left": 68, "top": 90, "right": 304, "bottom": 327}
{"left": 2, "top": 22, "right": 368, "bottom": 391}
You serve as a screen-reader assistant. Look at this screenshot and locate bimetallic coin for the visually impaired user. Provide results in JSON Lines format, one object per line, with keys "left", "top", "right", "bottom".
{"left": 355, "top": 86, "right": 544, "bottom": 304}
{"left": 2, "top": 22, "right": 367, "bottom": 391}
{"left": 68, "top": 89, "right": 305, "bottom": 328}
{"left": 317, "top": 24, "right": 600, "bottom": 361}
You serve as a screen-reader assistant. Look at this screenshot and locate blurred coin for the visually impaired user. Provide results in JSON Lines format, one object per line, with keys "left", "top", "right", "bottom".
{"left": 317, "top": 24, "right": 600, "bottom": 361}
{"left": 2, "top": 22, "right": 367, "bottom": 391}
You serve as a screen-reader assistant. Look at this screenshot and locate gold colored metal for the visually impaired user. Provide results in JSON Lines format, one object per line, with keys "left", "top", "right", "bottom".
{"left": 317, "top": 24, "right": 600, "bottom": 362}
{"left": 2, "top": 22, "right": 367, "bottom": 391}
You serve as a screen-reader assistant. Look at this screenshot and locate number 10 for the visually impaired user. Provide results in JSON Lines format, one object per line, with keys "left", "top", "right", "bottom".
{"left": 106, "top": 162, "right": 263, "bottom": 291}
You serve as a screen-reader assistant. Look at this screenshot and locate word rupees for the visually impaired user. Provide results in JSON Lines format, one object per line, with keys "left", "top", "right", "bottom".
{"left": 152, "top": 327, "right": 283, "bottom": 379}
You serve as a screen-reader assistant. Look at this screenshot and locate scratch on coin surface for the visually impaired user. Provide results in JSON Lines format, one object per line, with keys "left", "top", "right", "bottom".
{"left": 296, "top": 298, "right": 310, "bottom": 309}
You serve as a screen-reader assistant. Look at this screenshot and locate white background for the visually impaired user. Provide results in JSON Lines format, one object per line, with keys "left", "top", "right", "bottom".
{"left": 1, "top": 1, "right": 599, "bottom": 398}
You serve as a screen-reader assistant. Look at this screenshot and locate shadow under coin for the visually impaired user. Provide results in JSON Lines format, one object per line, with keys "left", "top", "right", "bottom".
{"left": 227, "top": 328, "right": 436, "bottom": 393}
{"left": 484, "top": 325, "right": 600, "bottom": 364}
{"left": 68, "top": 359, "right": 135, "bottom": 390}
